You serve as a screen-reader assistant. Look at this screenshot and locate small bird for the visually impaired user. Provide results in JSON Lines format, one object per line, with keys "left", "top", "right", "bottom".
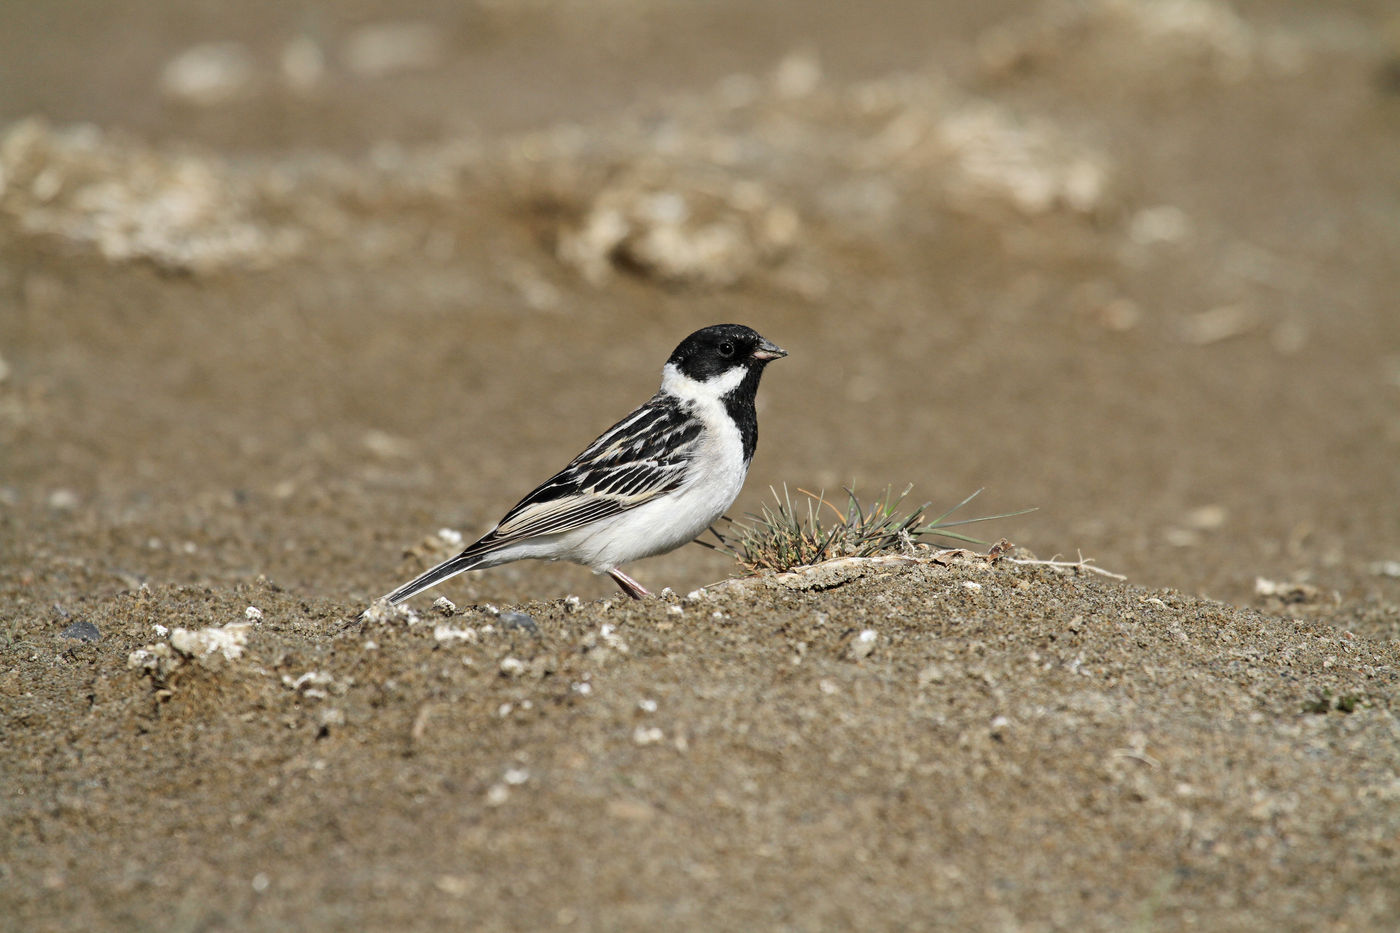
{"left": 372, "top": 324, "right": 787, "bottom": 606}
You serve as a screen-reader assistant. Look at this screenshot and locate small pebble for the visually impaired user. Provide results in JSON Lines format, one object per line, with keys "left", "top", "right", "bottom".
{"left": 433, "top": 625, "right": 477, "bottom": 644}
{"left": 633, "top": 726, "right": 665, "bottom": 745}
{"left": 48, "top": 489, "right": 80, "bottom": 511}
{"left": 848, "top": 628, "right": 878, "bottom": 660}
{"left": 499, "top": 612, "right": 539, "bottom": 635}
{"left": 59, "top": 620, "right": 101, "bottom": 643}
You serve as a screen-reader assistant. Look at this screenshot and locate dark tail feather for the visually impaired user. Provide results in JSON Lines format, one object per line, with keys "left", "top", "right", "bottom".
{"left": 381, "top": 550, "right": 487, "bottom": 605}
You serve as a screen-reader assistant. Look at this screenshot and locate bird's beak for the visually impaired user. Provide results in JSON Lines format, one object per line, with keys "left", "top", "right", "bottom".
{"left": 752, "top": 338, "right": 788, "bottom": 361}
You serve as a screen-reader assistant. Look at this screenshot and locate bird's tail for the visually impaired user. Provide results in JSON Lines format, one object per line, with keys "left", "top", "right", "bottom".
{"left": 379, "top": 549, "right": 489, "bottom": 606}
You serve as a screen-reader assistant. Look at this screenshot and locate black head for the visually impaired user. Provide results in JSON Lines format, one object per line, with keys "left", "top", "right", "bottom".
{"left": 663, "top": 324, "right": 786, "bottom": 463}
{"left": 666, "top": 324, "right": 787, "bottom": 383}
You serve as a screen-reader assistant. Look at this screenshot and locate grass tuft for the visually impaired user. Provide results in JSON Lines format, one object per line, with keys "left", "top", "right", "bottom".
{"left": 700, "top": 485, "right": 1033, "bottom": 574}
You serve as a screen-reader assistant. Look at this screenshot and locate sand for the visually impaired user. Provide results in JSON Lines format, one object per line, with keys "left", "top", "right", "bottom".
{"left": 3, "top": 1, "right": 1399, "bottom": 930}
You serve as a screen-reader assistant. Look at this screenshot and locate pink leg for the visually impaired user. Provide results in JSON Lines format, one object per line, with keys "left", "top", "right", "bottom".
{"left": 607, "top": 568, "right": 650, "bottom": 599}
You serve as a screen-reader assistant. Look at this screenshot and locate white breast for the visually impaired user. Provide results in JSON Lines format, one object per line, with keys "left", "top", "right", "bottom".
{"left": 563, "top": 362, "right": 751, "bottom": 571}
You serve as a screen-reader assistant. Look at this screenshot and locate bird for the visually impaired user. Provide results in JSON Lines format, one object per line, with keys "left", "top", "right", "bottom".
{"left": 371, "top": 323, "right": 787, "bottom": 607}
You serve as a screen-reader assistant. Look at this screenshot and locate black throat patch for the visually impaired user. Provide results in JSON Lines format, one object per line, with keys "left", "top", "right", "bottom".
{"left": 722, "top": 364, "right": 765, "bottom": 463}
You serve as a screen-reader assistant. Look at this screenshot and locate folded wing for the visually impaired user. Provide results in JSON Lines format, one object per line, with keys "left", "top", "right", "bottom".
{"left": 472, "top": 396, "right": 703, "bottom": 551}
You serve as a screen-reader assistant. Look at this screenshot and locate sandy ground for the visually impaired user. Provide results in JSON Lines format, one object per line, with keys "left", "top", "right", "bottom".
{"left": 3, "top": 0, "right": 1399, "bottom": 930}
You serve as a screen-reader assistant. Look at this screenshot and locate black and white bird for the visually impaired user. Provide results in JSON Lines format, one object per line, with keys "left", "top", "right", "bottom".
{"left": 372, "top": 324, "right": 786, "bottom": 606}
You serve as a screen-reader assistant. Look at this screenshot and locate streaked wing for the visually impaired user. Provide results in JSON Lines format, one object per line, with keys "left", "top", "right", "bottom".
{"left": 470, "top": 396, "right": 703, "bottom": 550}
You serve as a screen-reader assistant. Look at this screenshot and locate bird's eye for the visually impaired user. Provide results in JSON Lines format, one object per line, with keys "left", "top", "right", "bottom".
{"left": 717, "top": 341, "right": 736, "bottom": 359}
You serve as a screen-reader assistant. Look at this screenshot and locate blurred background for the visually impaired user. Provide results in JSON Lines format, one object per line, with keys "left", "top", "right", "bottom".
{"left": 2, "top": 0, "right": 1398, "bottom": 626}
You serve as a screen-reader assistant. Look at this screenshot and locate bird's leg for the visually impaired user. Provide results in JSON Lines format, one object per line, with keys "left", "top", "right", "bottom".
{"left": 607, "top": 568, "right": 651, "bottom": 599}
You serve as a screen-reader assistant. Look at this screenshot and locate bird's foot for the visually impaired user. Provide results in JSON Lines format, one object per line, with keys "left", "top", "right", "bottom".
{"left": 607, "top": 568, "right": 651, "bottom": 599}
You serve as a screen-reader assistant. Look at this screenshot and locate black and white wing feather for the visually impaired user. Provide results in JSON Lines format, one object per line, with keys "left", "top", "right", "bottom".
{"left": 486, "top": 395, "right": 703, "bottom": 545}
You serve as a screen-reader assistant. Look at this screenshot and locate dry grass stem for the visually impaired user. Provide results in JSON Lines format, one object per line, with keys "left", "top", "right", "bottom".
{"left": 700, "top": 485, "right": 1033, "bottom": 574}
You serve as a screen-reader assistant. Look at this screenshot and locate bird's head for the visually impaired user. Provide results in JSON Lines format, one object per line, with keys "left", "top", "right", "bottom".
{"left": 663, "top": 324, "right": 787, "bottom": 393}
